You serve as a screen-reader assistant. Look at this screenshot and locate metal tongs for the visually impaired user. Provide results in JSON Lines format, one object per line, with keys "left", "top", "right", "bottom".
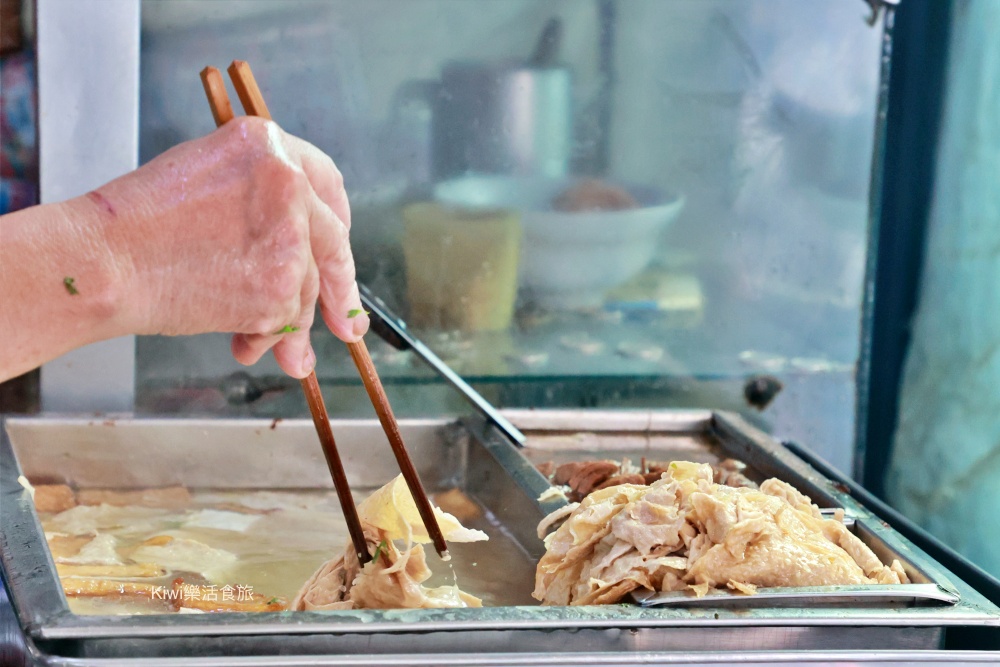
{"left": 358, "top": 284, "right": 525, "bottom": 447}
{"left": 199, "top": 61, "right": 446, "bottom": 565}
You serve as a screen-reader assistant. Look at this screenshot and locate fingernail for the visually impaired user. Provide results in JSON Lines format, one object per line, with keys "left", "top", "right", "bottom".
{"left": 302, "top": 346, "right": 316, "bottom": 374}
{"left": 352, "top": 312, "right": 370, "bottom": 338}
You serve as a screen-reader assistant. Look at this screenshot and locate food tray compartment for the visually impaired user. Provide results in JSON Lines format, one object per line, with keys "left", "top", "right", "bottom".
{"left": 2, "top": 412, "right": 998, "bottom": 662}
{"left": 0, "top": 416, "right": 544, "bottom": 635}
{"left": 509, "top": 409, "right": 839, "bottom": 506}
{"left": 633, "top": 520, "right": 956, "bottom": 609}
{"left": 500, "top": 409, "right": 969, "bottom": 609}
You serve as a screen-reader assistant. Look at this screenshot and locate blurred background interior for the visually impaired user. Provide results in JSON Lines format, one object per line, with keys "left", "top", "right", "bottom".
{"left": 2, "top": 0, "right": 998, "bottom": 583}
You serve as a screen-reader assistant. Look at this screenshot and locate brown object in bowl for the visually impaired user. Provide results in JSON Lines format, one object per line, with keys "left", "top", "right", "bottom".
{"left": 552, "top": 179, "right": 639, "bottom": 212}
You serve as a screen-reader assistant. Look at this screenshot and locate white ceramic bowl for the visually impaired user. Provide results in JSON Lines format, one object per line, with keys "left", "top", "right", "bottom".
{"left": 434, "top": 175, "right": 685, "bottom": 308}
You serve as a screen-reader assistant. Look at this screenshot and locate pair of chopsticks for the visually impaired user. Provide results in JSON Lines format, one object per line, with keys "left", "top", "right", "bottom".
{"left": 200, "top": 61, "right": 447, "bottom": 565}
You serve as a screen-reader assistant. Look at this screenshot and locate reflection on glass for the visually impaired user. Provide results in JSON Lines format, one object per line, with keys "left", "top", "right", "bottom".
{"left": 137, "top": 0, "right": 884, "bottom": 474}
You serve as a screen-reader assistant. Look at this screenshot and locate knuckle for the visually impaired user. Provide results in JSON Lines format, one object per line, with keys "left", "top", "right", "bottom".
{"left": 248, "top": 314, "right": 284, "bottom": 337}
{"left": 249, "top": 242, "right": 307, "bottom": 305}
{"left": 222, "top": 116, "right": 269, "bottom": 152}
{"left": 331, "top": 237, "right": 356, "bottom": 279}
{"left": 298, "top": 305, "right": 317, "bottom": 329}
{"left": 303, "top": 278, "right": 321, "bottom": 307}
{"left": 261, "top": 156, "right": 307, "bottom": 197}
{"left": 267, "top": 261, "right": 306, "bottom": 304}
{"left": 233, "top": 115, "right": 270, "bottom": 140}
{"left": 329, "top": 214, "right": 350, "bottom": 247}
{"left": 274, "top": 213, "right": 310, "bottom": 247}
{"left": 327, "top": 158, "right": 344, "bottom": 191}
{"left": 320, "top": 253, "right": 355, "bottom": 287}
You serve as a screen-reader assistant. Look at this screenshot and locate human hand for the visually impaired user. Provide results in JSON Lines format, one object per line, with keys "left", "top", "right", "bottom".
{"left": 78, "top": 116, "right": 368, "bottom": 378}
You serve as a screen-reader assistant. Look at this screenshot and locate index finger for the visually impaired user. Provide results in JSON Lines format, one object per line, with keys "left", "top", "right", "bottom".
{"left": 283, "top": 133, "right": 352, "bottom": 230}
{"left": 307, "top": 192, "right": 368, "bottom": 343}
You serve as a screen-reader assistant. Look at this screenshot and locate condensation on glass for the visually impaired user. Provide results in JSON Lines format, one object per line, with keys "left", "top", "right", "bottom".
{"left": 136, "top": 0, "right": 887, "bottom": 474}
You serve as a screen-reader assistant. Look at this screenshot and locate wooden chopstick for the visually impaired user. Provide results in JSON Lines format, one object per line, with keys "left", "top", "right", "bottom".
{"left": 227, "top": 60, "right": 270, "bottom": 119}
{"left": 347, "top": 338, "right": 449, "bottom": 558}
{"left": 298, "top": 369, "right": 370, "bottom": 564}
{"left": 199, "top": 65, "right": 371, "bottom": 565}
{"left": 200, "top": 67, "right": 235, "bottom": 126}
{"left": 223, "top": 60, "right": 449, "bottom": 560}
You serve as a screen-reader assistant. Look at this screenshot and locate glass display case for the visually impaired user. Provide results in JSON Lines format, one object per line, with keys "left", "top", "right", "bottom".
{"left": 11, "top": 2, "right": 1000, "bottom": 665}
{"left": 124, "top": 0, "right": 888, "bottom": 476}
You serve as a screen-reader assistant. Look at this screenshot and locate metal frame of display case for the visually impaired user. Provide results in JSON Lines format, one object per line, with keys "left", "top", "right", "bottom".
{"left": 35, "top": 0, "right": 140, "bottom": 413}
{"left": 857, "top": 0, "right": 953, "bottom": 495}
{"left": 10, "top": 1, "right": 997, "bottom": 662}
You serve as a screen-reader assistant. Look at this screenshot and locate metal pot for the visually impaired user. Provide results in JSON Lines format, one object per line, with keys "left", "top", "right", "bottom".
{"left": 386, "top": 61, "right": 573, "bottom": 182}
{"left": 434, "top": 60, "right": 572, "bottom": 179}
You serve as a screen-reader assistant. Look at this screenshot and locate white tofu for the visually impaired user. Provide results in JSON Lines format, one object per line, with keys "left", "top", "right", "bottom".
{"left": 183, "top": 509, "right": 260, "bottom": 533}
{"left": 60, "top": 533, "right": 122, "bottom": 566}
{"left": 131, "top": 537, "right": 237, "bottom": 583}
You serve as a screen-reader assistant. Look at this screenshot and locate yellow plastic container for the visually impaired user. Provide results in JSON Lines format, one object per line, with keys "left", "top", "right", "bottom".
{"left": 402, "top": 202, "right": 521, "bottom": 332}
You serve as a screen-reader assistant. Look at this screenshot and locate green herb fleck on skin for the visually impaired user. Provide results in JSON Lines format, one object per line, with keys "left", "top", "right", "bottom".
{"left": 347, "top": 308, "right": 370, "bottom": 318}
{"left": 372, "top": 539, "right": 388, "bottom": 562}
{"left": 266, "top": 597, "right": 280, "bottom": 605}
{"left": 63, "top": 277, "right": 79, "bottom": 295}
{"left": 273, "top": 325, "right": 300, "bottom": 335}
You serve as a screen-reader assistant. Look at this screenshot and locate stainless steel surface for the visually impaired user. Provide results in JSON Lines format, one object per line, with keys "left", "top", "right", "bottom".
{"left": 8, "top": 418, "right": 464, "bottom": 490}
{"left": 15, "top": 626, "right": 945, "bottom": 661}
{"left": 505, "top": 407, "right": 1000, "bottom": 621}
{"left": 2, "top": 411, "right": 998, "bottom": 664}
{"left": 633, "top": 584, "right": 960, "bottom": 608}
{"left": 28, "top": 650, "right": 1000, "bottom": 667}
{"left": 819, "top": 508, "right": 855, "bottom": 525}
{"left": 360, "top": 284, "right": 526, "bottom": 446}
{"left": 36, "top": 0, "right": 139, "bottom": 413}
{"left": 787, "top": 440, "right": 1000, "bottom": 607}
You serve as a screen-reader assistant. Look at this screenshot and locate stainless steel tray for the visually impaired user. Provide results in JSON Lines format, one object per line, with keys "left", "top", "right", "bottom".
{"left": 2, "top": 411, "right": 999, "bottom": 665}
{"left": 506, "top": 409, "right": 971, "bottom": 611}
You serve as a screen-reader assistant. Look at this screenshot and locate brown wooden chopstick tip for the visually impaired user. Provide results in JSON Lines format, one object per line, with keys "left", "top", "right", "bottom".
{"left": 199, "top": 66, "right": 235, "bottom": 127}
{"left": 227, "top": 60, "right": 272, "bottom": 120}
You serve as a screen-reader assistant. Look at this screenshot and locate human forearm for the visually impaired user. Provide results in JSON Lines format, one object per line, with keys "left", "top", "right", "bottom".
{"left": 0, "top": 194, "right": 134, "bottom": 381}
{"left": 0, "top": 118, "right": 367, "bottom": 384}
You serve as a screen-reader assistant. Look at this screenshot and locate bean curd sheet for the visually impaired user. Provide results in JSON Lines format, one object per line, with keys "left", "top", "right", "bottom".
{"left": 34, "top": 485, "right": 536, "bottom": 615}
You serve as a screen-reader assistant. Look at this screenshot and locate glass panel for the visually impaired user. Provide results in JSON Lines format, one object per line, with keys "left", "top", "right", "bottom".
{"left": 137, "top": 0, "right": 885, "bottom": 474}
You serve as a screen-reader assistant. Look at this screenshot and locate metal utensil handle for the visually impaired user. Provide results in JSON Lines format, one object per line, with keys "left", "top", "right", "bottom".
{"left": 359, "top": 283, "right": 526, "bottom": 447}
